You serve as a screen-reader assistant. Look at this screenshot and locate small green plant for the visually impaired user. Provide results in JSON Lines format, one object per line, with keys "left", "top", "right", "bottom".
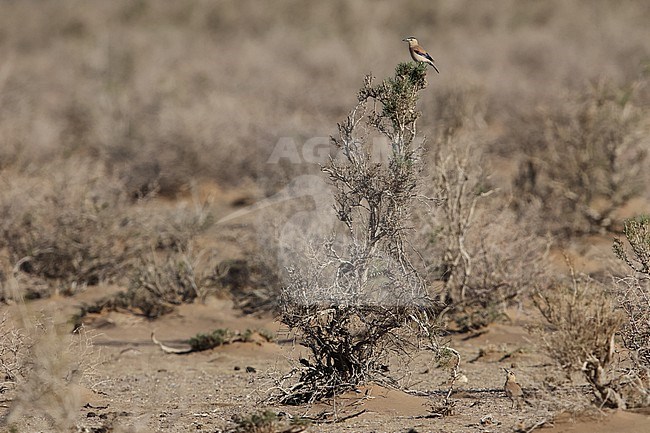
{"left": 229, "top": 410, "right": 310, "bottom": 433}
{"left": 255, "top": 328, "right": 275, "bottom": 343}
{"left": 614, "top": 215, "right": 650, "bottom": 275}
{"left": 230, "top": 410, "right": 278, "bottom": 433}
{"left": 188, "top": 328, "right": 234, "bottom": 351}
{"left": 179, "top": 328, "right": 273, "bottom": 352}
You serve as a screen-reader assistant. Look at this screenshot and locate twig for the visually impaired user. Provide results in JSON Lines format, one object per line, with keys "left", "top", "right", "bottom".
{"left": 311, "top": 409, "right": 367, "bottom": 424}
{"left": 151, "top": 331, "right": 193, "bottom": 354}
{"left": 522, "top": 418, "right": 550, "bottom": 433}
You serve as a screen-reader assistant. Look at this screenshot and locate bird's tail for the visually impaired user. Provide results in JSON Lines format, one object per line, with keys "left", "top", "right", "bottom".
{"left": 431, "top": 63, "right": 440, "bottom": 74}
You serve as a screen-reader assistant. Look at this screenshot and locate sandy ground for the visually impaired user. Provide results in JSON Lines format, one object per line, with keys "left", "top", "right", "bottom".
{"left": 2, "top": 292, "right": 649, "bottom": 433}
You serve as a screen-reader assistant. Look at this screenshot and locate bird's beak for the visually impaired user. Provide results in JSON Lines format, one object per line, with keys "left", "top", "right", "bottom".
{"left": 402, "top": 38, "right": 408, "bottom": 42}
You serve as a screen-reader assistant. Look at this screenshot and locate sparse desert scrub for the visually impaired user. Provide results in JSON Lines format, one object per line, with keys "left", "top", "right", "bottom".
{"left": 0, "top": 1, "right": 649, "bottom": 430}
{"left": 275, "top": 63, "right": 439, "bottom": 404}
{"left": 1, "top": 0, "right": 648, "bottom": 196}
{"left": 533, "top": 269, "right": 627, "bottom": 408}
{"left": 0, "top": 157, "right": 215, "bottom": 302}
{"left": 512, "top": 81, "right": 648, "bottom": 237}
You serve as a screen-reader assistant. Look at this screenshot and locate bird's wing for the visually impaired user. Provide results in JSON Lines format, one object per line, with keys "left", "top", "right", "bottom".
{"left": 413, "top": 46, "right": 434, "bottom": 63}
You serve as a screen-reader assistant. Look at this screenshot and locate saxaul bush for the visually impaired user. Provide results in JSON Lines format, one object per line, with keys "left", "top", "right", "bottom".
{"left": 275, "top": 63, "right": 440, "bottom": 404}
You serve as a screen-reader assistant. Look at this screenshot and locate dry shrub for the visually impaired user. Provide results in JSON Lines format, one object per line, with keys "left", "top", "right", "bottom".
{"left": 275, "top": 63, "right": 438, "bottom": 404}
{"left": 150, "top": 199, "right": 215, "bottom": 252}
{"left": 512, "top": 81, "right": 648, "bottom": 237}
{"left": 614, "top": 276, "right": 650, "bottom": 408}
{"left": 619, "top": 278, "right": 650, "bottom": 365}
{"left": 420, "top": 133, "right": 549, "bottom": 329}
{"left": 215, "top": 256, "right": 283, "bottom": 315}
{"left": 446, "top": 203, "right": 549, "bottom": 330}
{"left": 0, "top": 313, "right": 32, "bottom": 393}
{"left": 128, "top": 248, "right": 220, "bottom": 307}
{"left": 78, "top": 246, "right": 220, "bottom": 320}
{"left": 533, "top": 270, "right": 626, "bottom": 408}
{"left": 613, "top": 216, "right": 650, "bottom": 406}
{"left": 614, "top": 215, "right": 650, "bottom": 276}
{"left": 421, "top": 134, "right": 489, "bottom": 310}
{"left": 0, "top": 160, "right": 141, "bottom": 296}
{"left": 6, "top": 319, "right": 99, "bottom": 432}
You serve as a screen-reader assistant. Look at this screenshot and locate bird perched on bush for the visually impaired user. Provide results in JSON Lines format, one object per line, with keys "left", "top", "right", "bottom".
{"left": 503, "top": 368, "right": 524, "bottom": 409}
{"left": 402, "top": 37, "right": 440, "bottom": 73}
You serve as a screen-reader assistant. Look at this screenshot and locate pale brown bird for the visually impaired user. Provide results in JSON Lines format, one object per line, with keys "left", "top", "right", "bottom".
{"left": 503, "top": 368, "right": 524, "bottom": 410}
{"left": 402, "top": 36, "right": 440, "bottom": 73}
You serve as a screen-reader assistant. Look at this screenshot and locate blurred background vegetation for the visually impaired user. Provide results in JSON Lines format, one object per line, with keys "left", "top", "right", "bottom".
{"left": 0, "top": 0, "right": 647, "bottom": 192}
{"left": 0, "top": 0, "right": 648, "bottom": 303}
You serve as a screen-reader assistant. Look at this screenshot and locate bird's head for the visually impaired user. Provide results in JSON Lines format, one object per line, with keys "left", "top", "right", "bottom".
{"left": 402, "top": 36, "right": 418, "bottom": 46}
{"left": 503, "top": 368, "right": 516, "bottom": 379}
